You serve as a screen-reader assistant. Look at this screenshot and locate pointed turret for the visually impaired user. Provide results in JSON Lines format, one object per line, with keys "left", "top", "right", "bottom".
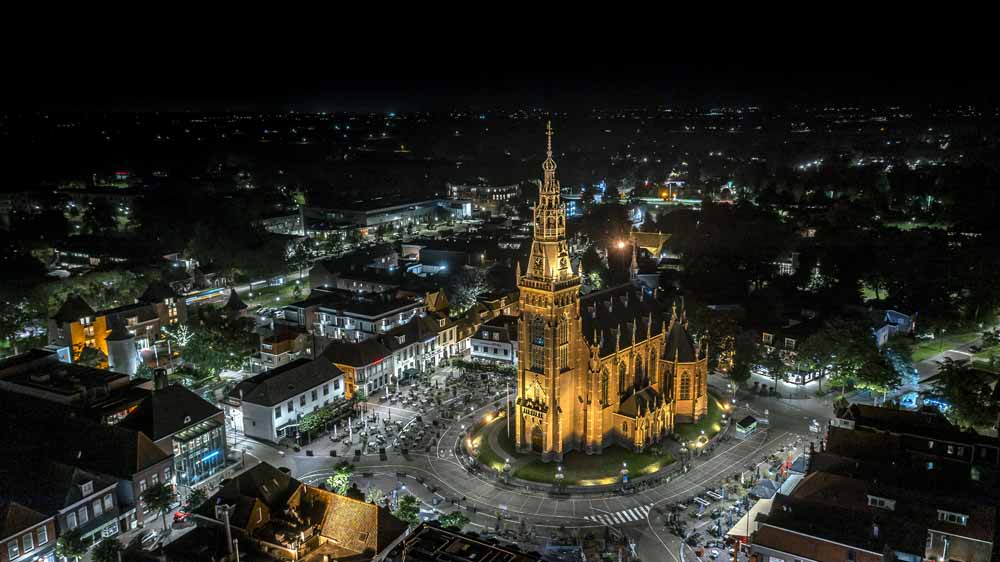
{"left": 630, "top": 242, "right": 639, "bottom": 282}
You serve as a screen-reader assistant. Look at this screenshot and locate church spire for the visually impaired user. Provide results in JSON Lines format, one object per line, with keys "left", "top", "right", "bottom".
{"left": 541, "top": 121, "right": 558, "bottom": 194}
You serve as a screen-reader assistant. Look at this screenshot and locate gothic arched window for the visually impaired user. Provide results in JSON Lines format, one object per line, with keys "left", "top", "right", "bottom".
{"left": 680, "top": 372, "right": 691, "bottom": 400}
{"left": 600, "top": 368, "right": 609, "bottom": 405}
{"left": 618, "top": 361, "right": 627, "bottom": 395}
{"left": 530, "top": 318, "right": 545, "bottom": 371}
{"left": 557, "top": 318, "right": 569, "bottom": 370}
{"left": 635, "top": 357, "right": 644, "bottom": 389}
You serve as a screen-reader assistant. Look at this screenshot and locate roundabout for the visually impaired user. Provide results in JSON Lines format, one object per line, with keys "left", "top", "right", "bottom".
{"left": 251, "top": 370, "right": 817, "bottom": 562}
{"left": 470, "top": 416, "right": 674, "bottom": 486}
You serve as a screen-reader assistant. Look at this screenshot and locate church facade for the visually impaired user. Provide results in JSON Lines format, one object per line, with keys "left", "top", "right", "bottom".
{"left": 514, "top": 124, "right": 709, "bottom": 462}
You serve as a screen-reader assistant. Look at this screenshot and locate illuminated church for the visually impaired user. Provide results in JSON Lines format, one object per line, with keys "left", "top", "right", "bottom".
{"left": 514, "top": 123, "right": 709, "bottom": 461}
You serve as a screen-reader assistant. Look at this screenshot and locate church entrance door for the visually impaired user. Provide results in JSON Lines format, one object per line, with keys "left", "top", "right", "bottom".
{"left": 531, "top": 425, "right": 544, "bottom": 452}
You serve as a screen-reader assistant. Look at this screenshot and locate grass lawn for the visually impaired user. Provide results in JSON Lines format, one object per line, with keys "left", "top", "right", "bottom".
{"left": 513, "top": 446, "right": 673, "bottom": 486}
{"left": 244, "top": 282, "right": 305, "bottom": 308}
{"left": 911, "top": 331, "right": 980, "bottom": 362}
{"left": 474, "top": 420, "right": 673, "bottom": 485}
{"left": 473, "top": 422, "right": 525, "bottom": 471}
{"left": 675, "top": 393, "right": 726, "bottom": 444}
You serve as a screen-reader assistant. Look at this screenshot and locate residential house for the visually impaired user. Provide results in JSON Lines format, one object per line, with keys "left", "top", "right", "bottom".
{"left": 118, "top": 373, "right": 227, "bottom": 489}
{"left": 281, "top": 289, "right": 425, "bottom": 344}
{"left": 470, "top": 315, "right": 518, "bottom": 365}
{"left": 1, "top": 502, "right": 56, "bottom": 562}
{"left": 227, "top": 357, "right": 346, "bottom": 444}
{"left": 322, "top": 339, "right": 392, "bottom": 400}
{"left": 380, "top": 314, "right": 442, "bottom": 382}
{"left": 749, "top": 406, "right": 1000, "bottom": 562}
{"left": 757, "top": 317, "right": 821, "bottom": 385}
{"left": 46, "top": 283, "right": 186, "bottom": 376}
{"left": 0, "top": 462, "right": 121, "bottom": 547}
{"left": 869, "top": 308, "right": 916, "bottom": 348}
{"left": 193, "top": 462, "right": 408, "bottom": 562}
{"left": 259, "top": 325, "right": 311, "bottom": 370}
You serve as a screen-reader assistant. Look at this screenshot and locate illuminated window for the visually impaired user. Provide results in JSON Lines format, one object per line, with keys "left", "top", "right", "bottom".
{"left": 530, "top": 318, "right": 545, "bottom": 371}
{"left": 618, "top": 362, "right": 627, "bottom": 395}
{"left": 937, "top": 510, "right": 968, "bottom": 526}
{"left": 680, "top": 373, "right": 691, "bottom": 400}
{"left": 601, "top": 369, "right": 609, "bottom": 405}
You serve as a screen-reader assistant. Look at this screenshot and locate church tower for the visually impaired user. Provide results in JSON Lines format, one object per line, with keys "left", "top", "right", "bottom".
{"left": 515, "top": 122, "right": 582, "bottom": 461}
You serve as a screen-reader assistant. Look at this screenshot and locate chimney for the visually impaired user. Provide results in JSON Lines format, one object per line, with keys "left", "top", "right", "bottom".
{"left": 153, "top": 368, "right": 169, "bottom": 391}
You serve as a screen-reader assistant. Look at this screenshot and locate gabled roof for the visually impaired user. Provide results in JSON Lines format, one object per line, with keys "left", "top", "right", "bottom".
{"left": 57, "top": 419, "right": 172, "bottom": 478}
{"left": 664, "top": 319, "right": 697, "bottom": 363}
{"left": 223, "top": 288, "right": 247, "bottom": 311}
{"left": 380, "top": 315, "right": 440, "bottom": 352}
{"left": 315, "top": 488, "right": 409, "bottom": 555}
{"left": 0, "top": 461, "right": 117, "bottom": 516}
{"left": 119, "top": 384, "right": 221, "bottom": 441}
{"left": 0, "top": 501, "right": 49, "bottom": 541}
{"left": 322, "top": 338, "right": 390, "bottom": 367}
{"left": 208, "top": 462, "right": 301, "bottom": 530}
{"left": 52, "top": 294, "right": 96, "bottom": 322}
{"left": 231, "top": 358, "right": 343, "bottom": 407}
{"left": 138, "top": 281, "right": 179, "bottom": 303}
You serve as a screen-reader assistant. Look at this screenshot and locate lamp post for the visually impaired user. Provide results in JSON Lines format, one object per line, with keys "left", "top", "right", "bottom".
{"left": 555, "top": 464, "right": 564, "bottom": 491}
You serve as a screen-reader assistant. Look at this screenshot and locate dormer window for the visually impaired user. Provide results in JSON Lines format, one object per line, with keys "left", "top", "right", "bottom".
{"left": 80, "top": 481, "right": 94, "bottom": 496}
{"left": 762, "top": 333, "right": 774, "bottom": 345}
{"left": 938, "top": 510, "right": 969, "bottom": 526}
{"left": 867, "top": 495, "right": 895, "bottom": 511}
{"left": 784, "top": 338, "right": 796, "bottom": 350}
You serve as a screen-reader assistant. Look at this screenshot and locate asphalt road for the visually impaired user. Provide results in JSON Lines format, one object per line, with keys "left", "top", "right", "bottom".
{"left": 225, "top": 369, "right": 819, "bottom": 562}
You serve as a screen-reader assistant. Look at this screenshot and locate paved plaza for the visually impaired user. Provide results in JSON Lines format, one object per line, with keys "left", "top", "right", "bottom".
{"left": 217, "top": 366, "right": 824, "bottom": 561}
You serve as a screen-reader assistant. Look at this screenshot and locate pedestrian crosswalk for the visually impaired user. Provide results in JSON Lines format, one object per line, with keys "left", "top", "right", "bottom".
{"left": 585, "top": 504, "right": 652, "bottom": 526}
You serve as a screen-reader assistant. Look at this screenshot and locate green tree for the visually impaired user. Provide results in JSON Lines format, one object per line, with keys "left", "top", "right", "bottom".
{"left": 82, "top": 197, "right": 117, "bottom": 235}
{"left": 364, "top": 484, "right": 386, "bottom": 506}
{"left": 141, "top": 482, "right": 178, "bottom": 534}
{"left": 394, "top": 494, "right": 421, "bottom": 527}
{"left": 579, "top": 246, "right": 609, "bottom": 289}
{"left": 184, "top": 488, "right": 209, "bottom": 513}
{"left": 730, "top": 331, "right": 756, "bottom": 387}
{"left": 74, "top": 344, "right": 108, "bottom": 368}
{"left": 437, "top": 511, "right": 470, "bottom": 531}
{"left": 924, "top": 358, "right": 1000, "bottom": 429}
{"left": 298, "top": 408, "right": 334, "bottom": 442}
{"left": 326, "top": 462, "right": 354, "bottom": 495}
{"left": 758, "top": 347, "right": 788, "bottom": 392}
{"left": 91, "top": 537, "right": 123, "bottom": 562}
{"left": 54, "top": 528, "right": 87, "bottom": 562}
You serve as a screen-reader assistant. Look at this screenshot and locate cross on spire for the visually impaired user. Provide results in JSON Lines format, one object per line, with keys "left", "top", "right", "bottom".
{"left": 546, "top": 120, "right": 554, "bottom": 159}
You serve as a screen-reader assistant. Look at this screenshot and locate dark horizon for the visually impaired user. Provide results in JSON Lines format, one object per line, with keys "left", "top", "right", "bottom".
{"left": 9, "top": 62, "right": 1000, "bottom": 113}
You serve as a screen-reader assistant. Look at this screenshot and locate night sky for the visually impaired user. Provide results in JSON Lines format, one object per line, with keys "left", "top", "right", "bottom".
{"left": 8, "top": 51, "right": 999, "bottom": 112}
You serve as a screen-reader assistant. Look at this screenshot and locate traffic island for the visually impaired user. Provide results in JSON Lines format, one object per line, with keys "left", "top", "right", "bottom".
{"left": 471, "top": 417, "right": 674, "bottom": 486}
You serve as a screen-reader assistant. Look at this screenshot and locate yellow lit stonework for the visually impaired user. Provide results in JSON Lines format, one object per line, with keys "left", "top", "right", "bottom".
{"left": 514, "top": 124, "right": 708, "bottom": 462}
